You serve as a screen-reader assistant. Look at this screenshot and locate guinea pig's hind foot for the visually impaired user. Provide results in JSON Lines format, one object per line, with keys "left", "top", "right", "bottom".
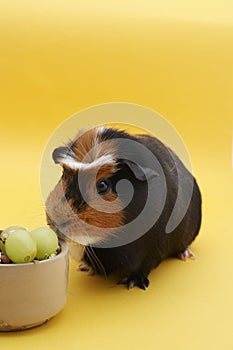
{"left": 77, "top": 263, "right": 95, "bottom": 275}
{"left": 177, "top": 248, "right": 196, "bottom": 261}
{"left": 117, "top": 273, "right": 150, "bottom": 290}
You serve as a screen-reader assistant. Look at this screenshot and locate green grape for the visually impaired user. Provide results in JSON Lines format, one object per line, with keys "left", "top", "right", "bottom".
{"left": 30, "top": 227, "right": 59, "bottom": 260}
{"left": 5, "top": 230, "right": 37, "bottom": 264}
{"left": 1, "top": 225, "right": 27, "bottom": 242}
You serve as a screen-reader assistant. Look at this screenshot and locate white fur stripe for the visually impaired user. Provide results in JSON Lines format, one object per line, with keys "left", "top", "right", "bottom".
{"left": 97, "top": 126, "right": 106, "bottom": 135}
{"left": 58, "top": 154, "right": 115, "bottom": 170}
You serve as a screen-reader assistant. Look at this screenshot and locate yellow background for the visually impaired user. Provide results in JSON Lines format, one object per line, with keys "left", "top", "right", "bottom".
{"left": 0, "top": 1, "right": 232, "bottom": 349}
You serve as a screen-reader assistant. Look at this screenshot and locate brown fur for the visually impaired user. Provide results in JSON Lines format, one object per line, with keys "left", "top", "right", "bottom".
{"left": 71, "top": 128, "right": 97, "bottom": 162}
{"left": 71, "top": 128, "right": 118, "bottom": 163}
{"left": 62, "top": 131, "right": 121, "bottom": 231}
{"left": 46, "top": 131, "right": 124, "bottom": 243}
{"left": 71, "top": 165, "right": 123, "bottom": 229}
{"left": 96, "top": 164, "right": 118, "bottom": 181}
{"left": 46, "top": 176, "right": 123, "bottom": 243}
{"left": 78, "top": 196, "right": 123, "bottom": 228}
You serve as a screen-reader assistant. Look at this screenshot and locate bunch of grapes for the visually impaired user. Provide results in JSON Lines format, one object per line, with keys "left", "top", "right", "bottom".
{"left": 0, "top": 226, "right": 60, "bottom": 264}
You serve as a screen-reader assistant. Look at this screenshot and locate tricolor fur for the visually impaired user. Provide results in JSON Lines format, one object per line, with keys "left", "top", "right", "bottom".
{"left": 46, "top": 127, "right": 136, "bottom": 245}
{"left": 46, "top": 126, "right": 202, "bottom": 289}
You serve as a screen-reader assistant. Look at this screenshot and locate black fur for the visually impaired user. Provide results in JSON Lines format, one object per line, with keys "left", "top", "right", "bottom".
{"left": 82, "top": 131, "right": 202, "bottom": 289}
{"left": 99, "top": 128, "right": 133, "bottom": 142}
{"left": 62, "top": 169, "right": 87, "bottom": 212}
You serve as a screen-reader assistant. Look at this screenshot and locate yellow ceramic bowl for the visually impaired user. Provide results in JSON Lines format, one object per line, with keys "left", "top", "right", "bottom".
{"left": 0, "top": 240, "right": 69, "bottom": 331}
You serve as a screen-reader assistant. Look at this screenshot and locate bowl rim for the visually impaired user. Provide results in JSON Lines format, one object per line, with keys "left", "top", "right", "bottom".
{"left": 0, "top": 239, "right": 68, "bottom": 268}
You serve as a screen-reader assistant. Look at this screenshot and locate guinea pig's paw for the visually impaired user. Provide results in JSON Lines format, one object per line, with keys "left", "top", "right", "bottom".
{"left": 77, "top": 263, "right": 95, "bottom": 275}
{"left": 117, "top": 273, "right": 150, "bottom": 290}
{"left": 177, "top": 248, "right": 196, "bottom": 261}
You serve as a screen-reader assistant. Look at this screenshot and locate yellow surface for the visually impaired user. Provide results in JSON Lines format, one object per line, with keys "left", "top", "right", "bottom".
{"left": 0, "top": 1, "right": 233, "bottom": 349}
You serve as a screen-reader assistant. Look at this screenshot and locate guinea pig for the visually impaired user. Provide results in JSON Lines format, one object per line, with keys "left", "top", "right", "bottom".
{"left": 46, "top": 127, "right": 202, "bottom": 290}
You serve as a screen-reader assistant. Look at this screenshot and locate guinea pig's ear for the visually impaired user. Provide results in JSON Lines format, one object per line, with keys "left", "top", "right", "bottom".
{"left": 52, "top": 146, "right": 74, "bottom": 164}
{"left": 122, "top": 160, "right": 158, "bottom": 181}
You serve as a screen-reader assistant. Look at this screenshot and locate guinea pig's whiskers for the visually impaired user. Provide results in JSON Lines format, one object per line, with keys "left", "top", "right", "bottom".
{"left": 85, "top": 246, "right": 107, "bottom": 280}
{"left": 90, "top": 246, "right": 107, "bottom": 280}
{"left": 77, "top": 222, "right": 107, "bottom": 278}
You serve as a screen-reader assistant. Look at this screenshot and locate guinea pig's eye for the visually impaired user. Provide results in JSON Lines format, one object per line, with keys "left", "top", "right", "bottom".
{"left": 96, "top": 179, "right": 111, "bottom": 195}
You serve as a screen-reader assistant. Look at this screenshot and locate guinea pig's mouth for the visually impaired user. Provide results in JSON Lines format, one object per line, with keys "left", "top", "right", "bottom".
{"left": 47, "top": 218, "right": 72, "bottom": 240}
